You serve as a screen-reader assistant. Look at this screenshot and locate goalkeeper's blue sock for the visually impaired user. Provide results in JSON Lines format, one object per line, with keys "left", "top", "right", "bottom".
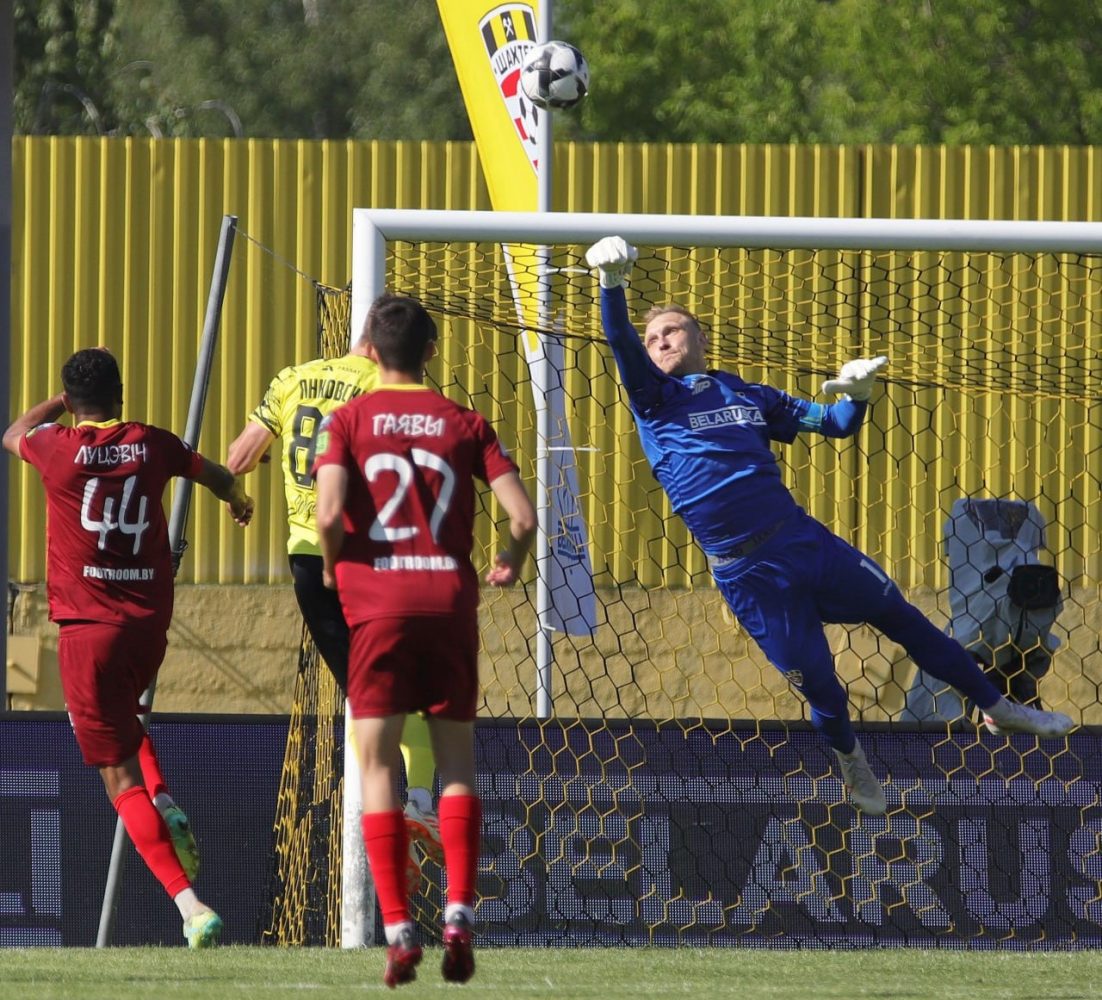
{"left": 873, "top": 598, "right": 1003, "bottom": 707}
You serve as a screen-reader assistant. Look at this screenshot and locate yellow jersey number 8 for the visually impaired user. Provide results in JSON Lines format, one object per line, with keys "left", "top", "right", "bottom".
{"left": 288, "top": 404, "right": 325, "bottom": 487}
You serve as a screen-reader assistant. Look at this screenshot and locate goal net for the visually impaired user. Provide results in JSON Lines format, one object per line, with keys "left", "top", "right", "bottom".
{"left": 259, "top": 285, "right": 349, "bottom": 947}
{"left": 338, "top": 212, "right": 1102, "bottom": 947}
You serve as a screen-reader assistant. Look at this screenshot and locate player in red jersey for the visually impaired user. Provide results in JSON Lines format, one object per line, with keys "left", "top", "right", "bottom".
{"left": 314, "top": 295, "right": 535, "bottom": 987}
{"left": 225, "top": 336, "right": 444, "bottom": 879}
{"left": 3, "top": 348, "right": 253, "bottom": 948}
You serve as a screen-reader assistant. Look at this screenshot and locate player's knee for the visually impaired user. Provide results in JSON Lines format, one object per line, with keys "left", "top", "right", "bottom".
{"left": 787, "top": 667, "right": 847, "bottom": 715}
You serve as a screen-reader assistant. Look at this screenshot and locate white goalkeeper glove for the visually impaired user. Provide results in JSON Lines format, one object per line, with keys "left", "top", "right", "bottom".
{"left": 821, "top": 355, "right": 889, "bottom": 401}
{"left": 585, "top": 236, "right": 638, "bottom": 289}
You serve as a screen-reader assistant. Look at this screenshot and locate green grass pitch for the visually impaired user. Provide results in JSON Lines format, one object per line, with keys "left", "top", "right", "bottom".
{"left": 4, "top": 946, "right": 1102, "bottom": 999}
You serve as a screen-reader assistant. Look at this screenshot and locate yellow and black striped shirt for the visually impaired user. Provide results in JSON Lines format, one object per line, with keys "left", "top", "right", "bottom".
{"left": 249, "top": 354, "right": 379, "bottom": 555}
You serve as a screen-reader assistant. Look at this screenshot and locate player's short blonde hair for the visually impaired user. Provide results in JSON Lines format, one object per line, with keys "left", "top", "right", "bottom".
{"left": 642, "top": 303, "right": 704, "bottom": 333}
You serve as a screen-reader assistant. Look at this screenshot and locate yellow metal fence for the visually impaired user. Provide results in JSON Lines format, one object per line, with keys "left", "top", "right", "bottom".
{"left": 9, "top": 138, "right": 1102, "bottom": 585}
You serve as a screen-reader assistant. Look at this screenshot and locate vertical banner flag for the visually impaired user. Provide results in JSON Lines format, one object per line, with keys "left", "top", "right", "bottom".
{"left": 437, "top": 1, "right": 597, "bottom": 634}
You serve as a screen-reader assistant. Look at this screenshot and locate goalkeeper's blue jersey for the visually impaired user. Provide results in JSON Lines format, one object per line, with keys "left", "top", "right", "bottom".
{"left": 600, "top": 286, "right": 866, "bottom": 557}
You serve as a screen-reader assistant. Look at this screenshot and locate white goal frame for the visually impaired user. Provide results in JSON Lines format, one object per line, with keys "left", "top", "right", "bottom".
{"left": 342, "top": 208, "right": 1102, "bottom": 948}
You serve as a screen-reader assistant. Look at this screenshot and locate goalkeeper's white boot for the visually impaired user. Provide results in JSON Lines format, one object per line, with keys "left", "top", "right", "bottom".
{"left": 833, "top": 742, "right": 887, "bottom": 816}
{"left": 983, "top": 697, "right": 1074, "bottom": 739}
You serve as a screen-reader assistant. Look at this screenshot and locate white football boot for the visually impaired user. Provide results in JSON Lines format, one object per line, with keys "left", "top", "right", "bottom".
{"left": 833, "top": 741, "right": 887, "bottom": 816}
{"left": 983, "top": 697, "right": 1074, "bottom": 739}
{"left": 403, "top": 799, "right": 444, "bottom": 865}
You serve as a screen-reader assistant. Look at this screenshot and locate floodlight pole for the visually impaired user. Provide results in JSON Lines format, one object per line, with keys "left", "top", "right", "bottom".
{"left": 537, "top": 3, "right": 553, "bottom": 215}
{"left": 341, "top": 0, "right": 561, "bottom": 932}
{"left": 533, "top": 1, "right": 555, "bottom": 718}
{"left": 95, "top": 215, "right": 237, "bottom": 947}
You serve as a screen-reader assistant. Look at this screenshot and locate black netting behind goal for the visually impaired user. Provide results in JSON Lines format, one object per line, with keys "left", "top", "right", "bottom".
{"left": 259, "top": 286, "right": 349, "bottom": 947}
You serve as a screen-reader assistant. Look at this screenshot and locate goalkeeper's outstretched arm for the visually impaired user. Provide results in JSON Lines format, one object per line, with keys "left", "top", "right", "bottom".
{"left": 812, "top": 398, "right": 868, "bottom": 438}
{"left": 586, "top": 237, "right": 668, "bottom": 409}
{"left": 811, "top": 355, "right": 889, "bottom": 438}
{"left": 822, "top": 356, "right": 888, "bottom": 401}
{"left": 598, "top": 286, "right": 669, "bottom": 402}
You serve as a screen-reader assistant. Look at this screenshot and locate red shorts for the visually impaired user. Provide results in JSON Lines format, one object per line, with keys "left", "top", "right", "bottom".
{"left": 57, "top": 622, "right": 167, "bottom": 767}
{"left": 347, "top": 614, "right": 479, "bottom": 722}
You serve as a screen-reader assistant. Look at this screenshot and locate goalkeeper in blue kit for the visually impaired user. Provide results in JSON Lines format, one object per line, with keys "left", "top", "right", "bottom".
{"left": 586, "top": 237, "right": 1073, "bottom": 815}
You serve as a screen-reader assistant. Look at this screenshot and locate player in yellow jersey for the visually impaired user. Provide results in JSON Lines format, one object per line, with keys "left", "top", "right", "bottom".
{"left": 226, "top": 337, "right": 444, "bottom": 870}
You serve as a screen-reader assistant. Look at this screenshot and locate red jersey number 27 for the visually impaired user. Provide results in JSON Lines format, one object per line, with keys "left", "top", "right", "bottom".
{"left": 80, "top": 475, "right": 151, "bottom": 555}
{"left": 365, "top": 449, "right": 455, "bottom": 544}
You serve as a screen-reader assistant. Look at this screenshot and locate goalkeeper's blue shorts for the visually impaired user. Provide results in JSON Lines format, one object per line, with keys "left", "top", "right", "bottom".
{"left": 711, "top": 512, "right": 1000, "bottom": 741}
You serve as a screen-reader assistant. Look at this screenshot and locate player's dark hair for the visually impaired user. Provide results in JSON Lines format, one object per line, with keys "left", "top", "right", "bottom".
{"left": 364, "top": 294, "right": 437, "bottom": 374}
{"left": 61, "top": 349, "right": 123, "bottom": 409}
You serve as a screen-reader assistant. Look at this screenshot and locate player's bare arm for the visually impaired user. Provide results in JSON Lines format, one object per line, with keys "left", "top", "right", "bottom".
{"left": 485, "top": 470, "right": 537, "bottom": 587}
{"left": 315, "top": 462, "right": 349, "bottom": 589}
{"left": 194, "top": 457, "right": 254, "bottom": 526}
{"left": 226, "top": 420, "right": 276, "bottom": 473}
{"left": 2, "top": 392, "right": 67, "bottom": 456}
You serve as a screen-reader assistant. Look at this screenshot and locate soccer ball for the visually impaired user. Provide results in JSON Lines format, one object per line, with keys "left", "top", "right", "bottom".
{"left": 519, "top": 40, "right": 589, "bottom": 111}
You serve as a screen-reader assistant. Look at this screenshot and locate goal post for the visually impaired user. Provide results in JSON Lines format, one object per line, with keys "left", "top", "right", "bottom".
{"left": 341, "top": 208, "right": 1102, "bottom": 949}
{"left": 352, "top": 209, "right": 1102, "bottom": 269}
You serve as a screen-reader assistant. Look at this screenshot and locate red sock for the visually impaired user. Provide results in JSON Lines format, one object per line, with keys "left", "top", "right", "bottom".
{"left": 113, "top": 786, "right": 189, "bottom": 898}
{"left": 360, "top": 810, "right": 410, "bottom": 926}
{"left": 439, "top": 794, "right": 481, "bottom": 908}
{"left": 137, "top": 734, "right": 169, "bottom": 801}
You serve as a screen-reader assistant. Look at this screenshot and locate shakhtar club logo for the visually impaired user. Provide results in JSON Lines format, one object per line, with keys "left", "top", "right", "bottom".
{"left": 480, "top": 4, "right": 540, "bottom": 173}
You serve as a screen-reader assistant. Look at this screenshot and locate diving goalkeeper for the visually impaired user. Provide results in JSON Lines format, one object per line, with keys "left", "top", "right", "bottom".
{"left": 585, "top": 236, "right": 1074, "bottom": 816}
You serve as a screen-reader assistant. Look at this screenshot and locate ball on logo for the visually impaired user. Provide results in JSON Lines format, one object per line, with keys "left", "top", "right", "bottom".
{"left": 519, "top": 40, "right": 589, "bottom": 111}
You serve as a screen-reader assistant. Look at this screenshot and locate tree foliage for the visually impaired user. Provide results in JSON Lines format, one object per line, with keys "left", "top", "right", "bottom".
{"left": 14, "top": 0, "right": 1102, "bottom": 143}
{"left": 15, "top": 0, "right": 472, "bottom": 139}
{"left": 560, "top": 0, "right": 1102, "bottom": 144}
{"left": 825, "top": 0, "right": 1102, "bottom": 144}
{"left": 15, "top": 0, "right": 121, "bottom": 134}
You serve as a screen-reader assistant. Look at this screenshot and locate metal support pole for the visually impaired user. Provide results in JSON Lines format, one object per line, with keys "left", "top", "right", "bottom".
{"left": 536, "top": 3, "right": 553, "bottom": 215}
{"left": 96, "top": 215, "right": 237, "bottom": 947}
{"left": 169, "top": 215, "right": 239, "bottom": 556}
